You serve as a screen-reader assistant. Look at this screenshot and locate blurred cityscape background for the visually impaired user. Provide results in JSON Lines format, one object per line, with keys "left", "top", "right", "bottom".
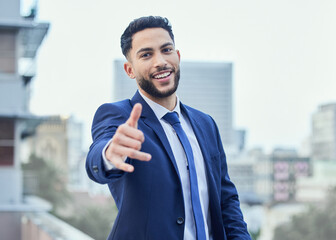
{"left": 1, "top": 0, "right": 336, "bottom": 239}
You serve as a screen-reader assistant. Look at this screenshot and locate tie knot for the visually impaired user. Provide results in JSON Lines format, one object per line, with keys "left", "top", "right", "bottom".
{"left": 162, "top": 112, "right": 180, "bottom": 126}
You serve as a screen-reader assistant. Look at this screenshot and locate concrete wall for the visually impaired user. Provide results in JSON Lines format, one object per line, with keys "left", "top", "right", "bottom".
{"left": 0, "top": 76, "right": 27, "bottom": 114}
{"left": 0, "top": 212, "right": 22, "bottom": 240}
{"left": 0, "top": 0, "right": 21, "bottom": 21}
{"left": 0, "top": 168, "right": 22, "bottom": 204}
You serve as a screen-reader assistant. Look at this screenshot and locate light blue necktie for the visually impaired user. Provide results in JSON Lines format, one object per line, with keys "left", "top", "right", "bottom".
{"left": 163, "top": 112, "right": 206, "bottom": 240}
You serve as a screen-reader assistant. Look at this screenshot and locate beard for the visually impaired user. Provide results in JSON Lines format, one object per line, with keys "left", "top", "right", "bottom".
{"left": 137, "top": 67, "right": 180, "bottom": 99}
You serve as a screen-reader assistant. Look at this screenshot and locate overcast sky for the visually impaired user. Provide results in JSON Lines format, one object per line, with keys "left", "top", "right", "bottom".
{"left": 30, "top": 0, "right": 336, "bottom": 152}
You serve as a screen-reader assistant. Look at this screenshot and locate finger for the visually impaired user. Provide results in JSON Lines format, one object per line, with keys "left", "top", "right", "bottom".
{"left": 113, "top": 160, "right": 134, "bottom": 172}
{"left": 109, "top": 144, "right": 151, "bottom": 161}
{"left": 117, "top": 124, "right": 144, "bottom": 142}
{"left": 113, "top": 133, "right": 143, "bottom": 150}
{"left": 126, "top": 103, "right": 142, "bottom": 128}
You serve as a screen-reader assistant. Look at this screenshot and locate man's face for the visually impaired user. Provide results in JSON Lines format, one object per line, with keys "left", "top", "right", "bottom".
{"left": 124, "top": 28, "right": 181, "bottom": 99}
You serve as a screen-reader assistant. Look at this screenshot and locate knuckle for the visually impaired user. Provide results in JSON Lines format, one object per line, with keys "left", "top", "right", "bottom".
{"left": 135, "top": 142, "right": 142, "bottom": 150}
{"left": 136, "top": 131, "right": 144, "bottom": 141}
{"left": 140, "top": 132, "right": 145, "bottom": 140}
{"left": 105, "top": 148, "right": 112, "bottom": 158}
{"left": 114, "top": 162, "right": 121, "bottom": 169}
{"left": 109, "top": 143, "right": 117, "bottom": 153}
{"left": 113, "top": 134, "right": 121, "bottom": 142}
{"left": 129, "top": 149, "right": 137, "bottom": 158}
{"left": 118, "top": 124, "right": 127, "bottom": 132}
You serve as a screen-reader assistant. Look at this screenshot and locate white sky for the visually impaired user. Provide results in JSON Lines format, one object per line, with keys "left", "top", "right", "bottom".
{"left": 30, "top": 0, "right": 336, "bottom": 152}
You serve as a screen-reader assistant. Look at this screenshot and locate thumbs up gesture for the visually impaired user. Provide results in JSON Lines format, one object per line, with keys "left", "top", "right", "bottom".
{"left": 105, "top": 103, "right": 152, "bottom": 172}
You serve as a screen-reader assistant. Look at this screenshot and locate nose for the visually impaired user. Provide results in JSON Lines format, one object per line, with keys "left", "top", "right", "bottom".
{"left": 153, "top": 52, "right": 167, "bottom": 68}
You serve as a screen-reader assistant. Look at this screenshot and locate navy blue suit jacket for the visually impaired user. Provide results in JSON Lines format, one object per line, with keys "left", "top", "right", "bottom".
{"left": 86, "top": 91, "right": 251, "bottom": 240}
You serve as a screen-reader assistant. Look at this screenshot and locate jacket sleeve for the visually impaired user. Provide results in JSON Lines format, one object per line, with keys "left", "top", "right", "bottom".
{"left": 211, "top": 117, "right": 251, "bottom": 240}
{"left": 86, "top": 102, "right": 130, "bottom": 184}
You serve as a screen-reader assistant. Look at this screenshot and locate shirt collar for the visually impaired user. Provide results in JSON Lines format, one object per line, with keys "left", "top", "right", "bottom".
{"left": 138, "top": 91, "right": 181, "bottom": 120}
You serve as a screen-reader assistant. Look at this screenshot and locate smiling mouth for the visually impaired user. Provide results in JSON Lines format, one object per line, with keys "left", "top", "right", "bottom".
{"left": 153, "top": 71, "right": 172, "bottom": 79}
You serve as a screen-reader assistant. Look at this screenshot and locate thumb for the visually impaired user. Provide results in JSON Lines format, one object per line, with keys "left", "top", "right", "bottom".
{"left": 126, "top": 103, "right": 142, "bottom": 128}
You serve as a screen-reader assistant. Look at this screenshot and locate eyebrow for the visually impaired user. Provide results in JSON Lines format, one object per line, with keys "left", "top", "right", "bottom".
{"left": 136, "top": 42, "right": 174, "bottom": 56}
{"left": 160, "top": 42, "right": 174, "bottom": 49}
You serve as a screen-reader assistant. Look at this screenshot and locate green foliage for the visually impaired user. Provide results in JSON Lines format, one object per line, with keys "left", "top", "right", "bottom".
{"left": 273, "top": 188, "right": 336, "bottom": 240}
{"left": 58, "top": 204, "right": 117, "bottom": 240}
{"left": 250, "top": 228, "right": 260, "bottom": 240}
{"left": 22, "top": 153, "right": 71, "bottom": 212}
{"left": 22, "top": 154, "right": 118, "bottom": 239}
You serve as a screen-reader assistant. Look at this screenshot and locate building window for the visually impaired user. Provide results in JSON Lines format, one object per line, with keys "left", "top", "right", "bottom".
{"left": 0, "top": 118, "right": 15, "bottom": 166}
{"left": 0, "top": 30, "right": 16, "bottom": 74}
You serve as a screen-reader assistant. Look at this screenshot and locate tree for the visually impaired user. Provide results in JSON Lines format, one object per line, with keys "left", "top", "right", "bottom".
{"left": 273, "top": 188, "right": 336, "bottom": 240}
{"left": 250, "top": 228, "right": 260, "bottom": 240}
{"left": 59, "top": 204, "right": 117, "bottom": 240}
{"left": 22, "top": 154, "right": 71, "bottom": 213}
{"left": 22, "top": 154, "right": 118, "bottom": 240}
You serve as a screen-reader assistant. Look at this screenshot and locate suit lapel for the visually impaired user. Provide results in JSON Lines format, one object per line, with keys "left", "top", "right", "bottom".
{"left": 180, "top": 103, "right": 218, "bottom": 192}
{"left": 181, "top": 103, "right": 225, "bottom": 238}
{"left": 130, "top": 91, "right": 181, "bottom": 178}
{"left": 180, "top": 103, "right": 211, "bottom": 165}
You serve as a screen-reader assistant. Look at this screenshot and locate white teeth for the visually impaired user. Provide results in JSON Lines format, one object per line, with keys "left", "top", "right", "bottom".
{"left": 154, "top": 72, "right": 170, "bottom": 79}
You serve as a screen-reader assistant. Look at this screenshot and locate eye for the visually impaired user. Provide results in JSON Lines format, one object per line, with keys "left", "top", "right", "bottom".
{"left": 140, "top": 52, "right": 151, "bottom": 58}
{"left": 163, "top": 48, "right": 173, "bottom": 53}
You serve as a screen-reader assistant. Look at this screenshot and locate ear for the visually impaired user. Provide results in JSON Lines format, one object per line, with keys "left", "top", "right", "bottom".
{"left": 176, "top": 50, "right": 181, "bottom": 62}
{"left": 124, "top": 62, "right": 135, "bottom": 79}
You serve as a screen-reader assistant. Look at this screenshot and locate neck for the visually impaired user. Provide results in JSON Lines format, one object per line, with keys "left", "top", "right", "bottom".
{"left": 139, "top": 89, "right": 177, "bottom": 111}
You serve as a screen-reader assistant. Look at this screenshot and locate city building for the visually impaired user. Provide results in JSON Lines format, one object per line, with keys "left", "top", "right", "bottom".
{"left": 0, "top": 0, "right": 93, "bottom": 238}
{"left": 271, "top": 149, "right": 310, "bottom": 202}
{"left": 294, "top": 103, "right": 336, "bottom": 202}
{"left": 228, "top": 148, "right": 273, "bottom": 205}
{"left": 228, "top": 156, "right": 256, "bottom": 204}
{"left": 296, "top": 160, "right": 336, "bottom": 203}
{"left": 23, "top": 115, "right": 86, "bottom": 189}
{"left": 231, "top": 148, "right": 311, "bottom": 205}
{"left": 0, "top": 0, "right": 49, "bottom": 212}
{"left": 250, "top": 149, "right": 273, "bottom": 204}
{"left": 113, "top": 59, "right": 244, "bottom": 153}
{"left": 311, "top": 103, "right": 336, "bottom": 161}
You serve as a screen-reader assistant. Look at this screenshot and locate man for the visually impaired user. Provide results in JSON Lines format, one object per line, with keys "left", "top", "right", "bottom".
{"left": 86, "top": 16, "right": 251, "bottom": 240}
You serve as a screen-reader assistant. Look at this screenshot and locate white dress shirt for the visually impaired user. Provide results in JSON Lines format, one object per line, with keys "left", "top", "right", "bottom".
{"left": 103, "top": 92, "right": 212, "bottom": 240}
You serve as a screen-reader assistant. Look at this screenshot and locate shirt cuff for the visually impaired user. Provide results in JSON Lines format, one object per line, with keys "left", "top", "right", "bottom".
{"left": 102, "top": 139, "right": 127, "bottom": 170}
{"left": 102, "top": 139, "right": 116, "bottom": 170}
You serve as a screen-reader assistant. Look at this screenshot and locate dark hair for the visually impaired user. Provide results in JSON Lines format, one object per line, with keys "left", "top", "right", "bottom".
{"left": 121, "top": 16, "right": 175, "bottom": 58}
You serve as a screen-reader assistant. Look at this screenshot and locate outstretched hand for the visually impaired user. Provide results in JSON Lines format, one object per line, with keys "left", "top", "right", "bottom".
{"left": 105, "top": 103, "right": 151, "bottom": 172}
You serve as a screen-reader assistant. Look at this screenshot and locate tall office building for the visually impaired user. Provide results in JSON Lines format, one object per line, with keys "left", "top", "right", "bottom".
{"left": 0, "top": 0, "right": 48, "bottom": 206}
{"left": 0, "top": 1, "right": 94, "bottom": 239}
{"left": 0, "top": 0, "right": 48, "bottom": 238}
{"left": 113, "top": 60, "right": 239, "bottom": 149}
{"left": 311, "top": 103, "right": 336, "bottom": 161}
